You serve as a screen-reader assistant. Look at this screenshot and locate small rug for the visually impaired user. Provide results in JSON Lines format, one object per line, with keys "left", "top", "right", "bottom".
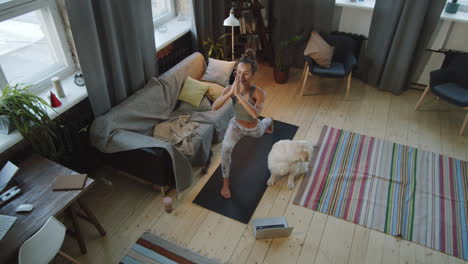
{"left": 120, "top": 232, "right": 222, "bottom": 264}
{"left": 294, "top": 126, "right": 468, "bottom": 260}
{"left": 193, "top": 120, "right": 298, "bottom": 223}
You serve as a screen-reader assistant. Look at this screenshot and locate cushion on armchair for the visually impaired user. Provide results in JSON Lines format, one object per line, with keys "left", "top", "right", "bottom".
{"left": 304, "top": 31, "right": 334, "bottom": 68}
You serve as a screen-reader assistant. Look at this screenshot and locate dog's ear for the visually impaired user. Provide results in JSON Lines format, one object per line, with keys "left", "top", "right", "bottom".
{"left": 299, "top": 151, "right": 310, "bottom": 162}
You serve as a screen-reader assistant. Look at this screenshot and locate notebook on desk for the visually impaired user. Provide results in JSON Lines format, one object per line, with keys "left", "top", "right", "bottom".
{"left": 52, "top": 174, "right": 87, "bottom": 191}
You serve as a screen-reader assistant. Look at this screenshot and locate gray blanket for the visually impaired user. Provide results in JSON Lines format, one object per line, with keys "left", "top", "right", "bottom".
{"left": 90, "top": 73, "right": 233, "bottom": 194}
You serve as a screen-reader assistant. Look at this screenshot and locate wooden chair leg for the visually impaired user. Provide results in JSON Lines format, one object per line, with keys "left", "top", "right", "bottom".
{"left": 460, "top": 111, "right": 468, "bottom": 136}
{"left": 345, "top": 73, "right": 352, "bottom": 99}
{"left": 415, "top": 85, "right": 430, "bottom": 110}
{"left": 77, "top": 200, "right": 106, "bottom": 236}
{"left": 301, "top": 66, "right": 310, "bottom": 96}
{"left": 67, "top": 207, "right": 87, "bottom": 254}
{"left": 301, "top": 61, "right": 307, "bottom": 83}
{"left": 58, "top": 250, "right": 81, "bottom": 264}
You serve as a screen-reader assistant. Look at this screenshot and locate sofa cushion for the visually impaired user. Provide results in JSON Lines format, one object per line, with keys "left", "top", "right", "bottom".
{"left": 178, "top": 77, "right": 210, "bottom": 107}
{"left": 176, "top": 97, "right": 212, "bottom": 113}
{"left": 202, "top": 81, "right": 224, "bottom": 101}
{"left": 201, "top": 58, "right": 236, "bottom": 87}
{"left": 304, "top": 31, "right": 334, "bottom": 68}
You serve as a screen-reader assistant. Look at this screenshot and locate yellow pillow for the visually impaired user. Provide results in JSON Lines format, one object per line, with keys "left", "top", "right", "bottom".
{"left": 178, "top": 77, "right": 210, "bottom": 107}
{"left": 202, "top": 81, "right": 224, "bottom": 101}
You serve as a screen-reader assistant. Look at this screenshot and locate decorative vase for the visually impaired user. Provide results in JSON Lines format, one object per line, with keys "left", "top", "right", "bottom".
{"left": 273, "top": 68, "right": 289, "bottom": 84}
{"left": 445, "top": 2, "right": 460, "bottom": 14}
{"left": 0, "top": 115, "right": 14, "bottom": 135}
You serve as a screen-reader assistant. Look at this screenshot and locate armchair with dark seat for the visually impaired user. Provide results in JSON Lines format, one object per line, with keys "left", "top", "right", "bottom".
{"left": 415, "top": 51, "right": 468, "bottom": 136}
{"left": 301, "top": 32, "right": 363, "bottom": 98}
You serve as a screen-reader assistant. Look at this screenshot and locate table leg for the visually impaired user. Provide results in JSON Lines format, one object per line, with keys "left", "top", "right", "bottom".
{"left": 67, "top": 206, "right": 87, "bottom": 254}
{"left": 77, "top": 199, "right": 106, "bottom": 236}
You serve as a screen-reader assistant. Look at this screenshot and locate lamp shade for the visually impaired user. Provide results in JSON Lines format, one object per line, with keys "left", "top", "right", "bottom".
{"left": 224, "top": 8, "right": 240, "bottom": 26}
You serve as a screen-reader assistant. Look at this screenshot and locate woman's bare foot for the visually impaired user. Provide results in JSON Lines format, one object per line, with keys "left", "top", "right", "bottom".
{"left": 221, "top": 178, "right": 231, "bottom": 198}
{"left": 266, "top": 121, "right": 274, "bottom": 134}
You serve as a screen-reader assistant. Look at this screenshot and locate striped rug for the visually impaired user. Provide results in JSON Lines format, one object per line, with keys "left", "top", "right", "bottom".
{"left": 294, "top": 126, "right": 468, "bottom": 260}
{"left": 120, "top": 232, "right": 221, "bottom": 264}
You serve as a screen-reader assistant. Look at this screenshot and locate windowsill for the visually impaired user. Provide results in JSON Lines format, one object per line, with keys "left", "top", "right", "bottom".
{"left": 335, "top": 0, "right": 375, "bottom": 10}
{"left": 0, "top": 74, "right": 88, "bottom": 154}
{"left": 154, "top": 17, "right": 192, "bottom": 51}
{"left": 335, "top": 0, "right": 468, "bottom": 24}
{"left": 441, "top": 10, "right": 468, "bottom": 23}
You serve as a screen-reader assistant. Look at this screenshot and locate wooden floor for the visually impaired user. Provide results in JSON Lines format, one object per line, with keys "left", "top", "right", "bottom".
{"left": 62, "top": 64, "right": 468, "bottom": 264}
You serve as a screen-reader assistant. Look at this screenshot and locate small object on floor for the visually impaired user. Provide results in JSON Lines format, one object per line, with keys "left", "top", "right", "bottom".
{"left": 252, "top": 217, "right": 293, "bottom": 239}
{"left": 50, "top": 91, "right": 62, "bottom": 108}
{"left": 15, "top": 203, "right": 33, "bottom": 213}
{"left": 163, "top": 197, "right": 173, "bottom": 213}
{"left": 99, "top": 177, "right": 113, "bottom": 186}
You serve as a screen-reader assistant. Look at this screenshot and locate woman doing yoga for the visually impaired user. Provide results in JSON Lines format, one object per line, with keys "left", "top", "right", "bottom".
{"left": 212, "top": 49, "right": 273, "bottom": 198}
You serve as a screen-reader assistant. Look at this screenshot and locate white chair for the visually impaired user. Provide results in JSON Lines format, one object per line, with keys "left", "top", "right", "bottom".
{"left": 18, "top": 216, "right": 80, "bottom": 264}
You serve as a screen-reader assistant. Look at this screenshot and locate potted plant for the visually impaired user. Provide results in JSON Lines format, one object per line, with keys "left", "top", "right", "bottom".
{"left": 273, "top": 34, "right": 303, "bottom": 84}
{"left": 203, "top": 33, "right": 230, "bottom": 59}
{"left": 0, "top": 84, "right": 61, "bottom": 160}
{"left": 445, "top": 0, "right": 460, "bottom": 14}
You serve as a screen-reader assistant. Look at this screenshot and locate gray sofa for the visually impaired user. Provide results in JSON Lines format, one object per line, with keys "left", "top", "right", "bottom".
{"left": 91, "top": 52, "right": 234, "bottom": 194}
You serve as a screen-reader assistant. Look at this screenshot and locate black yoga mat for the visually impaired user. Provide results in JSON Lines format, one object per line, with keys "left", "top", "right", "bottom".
{"left": 193, "top": 120, "right": 298, "bottom": 224}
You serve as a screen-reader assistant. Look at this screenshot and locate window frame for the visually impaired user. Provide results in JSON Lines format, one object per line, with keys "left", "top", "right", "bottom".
{"left": 0, "top": 0, "right": 74, "bottom": 94}
{"left": 152, "top": 0, "right": 176, "bottom": 26}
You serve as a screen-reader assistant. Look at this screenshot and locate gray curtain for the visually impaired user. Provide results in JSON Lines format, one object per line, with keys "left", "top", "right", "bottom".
{"left": 271, "top": 0, "right": 337, "bottom": 68}
{"left": 191, "top": 0, "right": 226, "bottom": 53}
{"left": 359, "top": 0, "right": 445, "bottom": 94}
{"left": 65, "top": 0, "right": 157, "bottom": 116}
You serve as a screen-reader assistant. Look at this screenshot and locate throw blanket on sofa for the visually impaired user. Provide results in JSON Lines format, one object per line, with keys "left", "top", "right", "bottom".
{"left": 153, "top": 115, "right": 199, "bottom": 155}
{"left": 90, "top": 67, "right": 234, "bottom": 194}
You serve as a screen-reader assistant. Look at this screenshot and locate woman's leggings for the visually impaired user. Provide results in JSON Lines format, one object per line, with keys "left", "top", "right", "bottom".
{"left": 221, "top": 117, "right": 273, "bottom": 178}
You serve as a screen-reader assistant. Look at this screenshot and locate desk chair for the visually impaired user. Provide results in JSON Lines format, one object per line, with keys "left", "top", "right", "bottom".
{"left": 301, "top": 32, "right": 364, "bottom": 98}
{"left": 414, "top": 51, "right": 468, "bottom": 136}
{"left": 18, "top": 216, "right": 80, "bottom": 264}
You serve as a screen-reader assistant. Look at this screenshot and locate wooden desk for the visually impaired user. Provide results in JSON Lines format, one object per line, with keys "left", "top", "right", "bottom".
{"left": 0, "top": 155, "right": 105, "bottom": 263}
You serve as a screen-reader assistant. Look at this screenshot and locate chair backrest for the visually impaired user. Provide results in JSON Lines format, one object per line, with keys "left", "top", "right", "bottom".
{"left": 318, "top": 31, "right": 366, "bottom": 63}
{"left": 442, "top": 51, "right": 468, "bottom": 69}
{"left": 18, "top": 216, "right": 66, "bottom": 264}
{"left": 441, "top": 51, "right": 468, "bottom": 87}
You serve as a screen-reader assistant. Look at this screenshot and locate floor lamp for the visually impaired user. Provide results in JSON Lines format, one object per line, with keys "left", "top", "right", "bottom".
{"left": 223, "top": 8, "right": 240, "bottom": 61}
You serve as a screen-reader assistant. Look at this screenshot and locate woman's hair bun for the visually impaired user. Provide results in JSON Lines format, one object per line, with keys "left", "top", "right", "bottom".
{"left": 238, "top": 48, "right": 258, "bottom": 73}
{"left": 242, "top": 48, "right": 256, "bottom": 59}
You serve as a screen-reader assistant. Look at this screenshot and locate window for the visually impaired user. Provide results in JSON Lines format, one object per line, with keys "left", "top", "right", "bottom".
{"left": 0, "top": 0, "right": 74, "bottom": 93}
{"left": 151, "top": 0, "right": 176, "bottom": 26}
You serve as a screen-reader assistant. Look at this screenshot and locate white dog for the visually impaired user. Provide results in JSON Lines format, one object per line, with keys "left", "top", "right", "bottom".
{"left": 267, "top": 140, "right": 314, "bottom": 190}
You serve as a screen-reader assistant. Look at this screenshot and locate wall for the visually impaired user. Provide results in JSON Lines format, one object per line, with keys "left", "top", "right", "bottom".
{"left": 337, "top": 6, "right": 468, "bottom": 86}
